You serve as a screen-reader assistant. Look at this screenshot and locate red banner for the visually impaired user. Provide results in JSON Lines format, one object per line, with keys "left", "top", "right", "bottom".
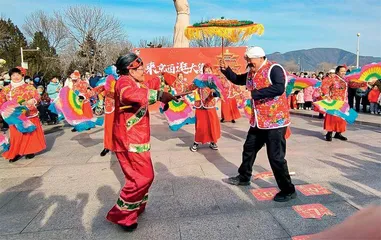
{"left": 135, "top": 47, "right": 247, "bottom": 83}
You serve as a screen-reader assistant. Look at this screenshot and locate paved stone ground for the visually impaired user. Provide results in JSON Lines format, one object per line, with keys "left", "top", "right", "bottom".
{"left": 0, "top": 113, "right": 380, "bottom": 240}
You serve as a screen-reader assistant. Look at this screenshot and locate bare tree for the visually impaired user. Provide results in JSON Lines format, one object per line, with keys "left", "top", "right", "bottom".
{"left": 283, "top": 60, "right": 299, "bottom": 73}
{"left": 317, "top": 62, "right": 336, "bottom": 73}
{"left": 62, "top": 6, "right": 124, "bottom": 45}
{"left": 138, "top": 36, "right": 172, "bottom": 48}
{"left": 101, "top": 40, "right": 133, "bottom": 69}
{"left": 23, "top": 10, "right": 68, "bottom": 51}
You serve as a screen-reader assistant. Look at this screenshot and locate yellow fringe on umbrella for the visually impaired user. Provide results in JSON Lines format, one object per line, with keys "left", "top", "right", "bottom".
{"left": 185, "top": 24, "right": 264, "bottom": 42}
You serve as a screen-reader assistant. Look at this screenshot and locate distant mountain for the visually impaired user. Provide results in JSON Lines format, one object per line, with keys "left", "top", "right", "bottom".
{"left": 267, "top": 48, "right": 381, "bottom": 71}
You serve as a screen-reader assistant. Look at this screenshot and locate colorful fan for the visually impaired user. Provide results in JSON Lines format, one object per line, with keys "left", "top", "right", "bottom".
{"left": 105, "top": 75, "right": 117, "bottom": 93}
{"left": 193, "top": 74, "right": 228, "bottom": 100}
{"left": 55, "top": 87, "right": 103, "bottom": 131}
{"left": 104, "top": 65, "right": 118, "bottom": 79}
{"left": 96, "top": 77, "right": 106, "bottom": 87}
{"left": 286, "top": 77, "right": 322, "bottom": 97}
{"left": 313, "top": 100, "right": 358, "bottom": 124}
{"left": 345, "top": 62, "right": 381, "bottom": 83}
{"left": 242, "top": 99, "right": 252, "bottom": 119}
{"left": 0, "top": 133, "right": 9, "bottom": 153}
{"left": 159, "top": 89, "right": 195, "bottom": 131}
{"left": 0, "top": 100, "right": 36, "bottom": 133}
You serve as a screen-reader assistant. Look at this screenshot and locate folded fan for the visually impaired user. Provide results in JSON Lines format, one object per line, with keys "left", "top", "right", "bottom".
{"left": 0, "top": 100, "right": 36, "bottom": 133}
{"left": 313, "top": 100, "right": 358, "bottom": 124}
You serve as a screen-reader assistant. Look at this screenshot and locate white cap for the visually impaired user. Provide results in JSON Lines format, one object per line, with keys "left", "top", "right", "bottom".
{"left": 245, "top": 46, "right": 265, "bottom": 59}
{"left": 329, "top": 69, "right": 335, "bottom": 73}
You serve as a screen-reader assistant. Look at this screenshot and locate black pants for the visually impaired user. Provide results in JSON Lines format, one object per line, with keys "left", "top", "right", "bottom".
{"left": 348, "top": 88, "right": 361, "bottom": 111}
{"left": 239, "top": 126, "right": 295, "bottom": 193}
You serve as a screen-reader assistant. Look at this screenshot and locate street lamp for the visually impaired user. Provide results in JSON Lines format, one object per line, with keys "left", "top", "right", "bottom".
{"left": 356, "top": 33, "right": 360, "bottom": 68}
{"left": 20, "top": 47, "right": 40, "bottom": 69}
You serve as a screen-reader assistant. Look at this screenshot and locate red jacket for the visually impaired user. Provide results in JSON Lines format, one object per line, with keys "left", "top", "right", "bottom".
{"left": 112, "top": 76, "right": 160, "bottom": 152}
{"left": 368, "top": 89, "right": 380, "bottom": 103}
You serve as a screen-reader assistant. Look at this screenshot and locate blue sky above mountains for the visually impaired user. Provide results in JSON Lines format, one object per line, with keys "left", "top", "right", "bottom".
{"left": 1, "top": 0, "right": 380, "bottom": 56}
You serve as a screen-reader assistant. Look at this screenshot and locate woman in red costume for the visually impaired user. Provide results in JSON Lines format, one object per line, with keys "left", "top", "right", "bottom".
{"left": 100, "top": 68, "right": 118, "bottom": 157}
{"left": 185, "top": 63, "right": 221, "bottom": 152}
{"left": 106, "top": 53, "right": 177, "bottom": 231}
{"left": 322, "top": 66, "right": 365, "bottom": 141}
{"left": 71, "top": 71, "right": 94, "bottom": 119}
{"left": 220, "top": 78, "right": 241, "bottom": 123}
{"left": 0, "top": 67, "right": 46, "bottom": 162}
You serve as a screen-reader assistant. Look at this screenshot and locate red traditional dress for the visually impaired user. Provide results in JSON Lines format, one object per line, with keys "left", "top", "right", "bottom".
{"left": 73, "top": 80, "right": 94, "bottom": 119}
{"left": 321, "top": 75, "right": 348, "bottom": 132}
{"left": 107, "top": 75, "right": 160, "bottom": 227}
{"left": 103, "top": 77, "right": 117, "bottom": 151}
{"left": 183, "top": 81, "right": 221, "bottom": 144}
{"left": 221, "top": 78, "right": 241, "bottom": 122}
{"left": 0, "top": 83, "right": 46, "bottom": 160}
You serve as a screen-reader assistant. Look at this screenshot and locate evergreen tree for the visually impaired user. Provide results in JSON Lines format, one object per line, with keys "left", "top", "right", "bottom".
{"left": 0, "top": 18, "right": 28, "bottom": 68}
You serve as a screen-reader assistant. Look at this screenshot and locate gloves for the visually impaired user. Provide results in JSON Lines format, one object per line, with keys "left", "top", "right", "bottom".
{"left": 157, "top": 91, "right": 178, "bottom": 104}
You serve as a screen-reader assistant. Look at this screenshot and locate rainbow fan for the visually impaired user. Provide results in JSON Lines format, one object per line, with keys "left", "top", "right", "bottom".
{"left": 358, "top": 62, "right": 381, "bottom": 82}
{"left": 0, "top": 133, "right": 9, "bottom": 153}
{"left": 105, "top": 75, "right": 117, "bottom": 93}
{"left": 243, "top": 99, "right": 252, "bottom": 119}
{"left": 193, "top": 74, "right": 228, "bottom": 100}
{"left": 313, "top": 100, "right": 358, "bottom": 124}
{"left": 55, "top": 87, "right": 103, "bottom": 131}
{"left": 286, "top": 77, "right": 321, "bottom": 97}
{"left": 160, "top": 89, "right": 195, "bottom": 131}
{"left": 345, "top": 63, "right": 381, "bottom": 83}
{"left": 0, "top": 100, "right": 36, "bottom": 133}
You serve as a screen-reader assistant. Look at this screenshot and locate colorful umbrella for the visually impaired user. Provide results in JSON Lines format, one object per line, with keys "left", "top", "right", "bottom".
{"left": 185, "top": 18, "right": 264, "bottom": 55}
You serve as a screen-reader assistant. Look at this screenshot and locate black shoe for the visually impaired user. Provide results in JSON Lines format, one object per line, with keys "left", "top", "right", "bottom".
{"left": 220, "top": 118, "right": 225, "bottom": 123}
{"left": 223, "top": 176, "right": 251, "bottom": 186}
{"left": 209, "top": 142, "right": 218, "bottom": 150}
{"left": 100, "top": 148, "right": 110, "bottom": 157}
{"left": 334, "top": 133, "right": 347, "bottom": 141}
{"left": 273, "top": 191, "right": 297, "bottom": 202}
{"left": 71, "top": 128, "right": 77, "bottom": 132}
{"left": 231, "top": 120, "right": 236, "bottom": 123}
{"left": 9, "top": 155, "right": 22, "bottom": 163}
{"left": 325, "top": 132, "right": 332, "bottom": 141}
{"left": 190, "top": 142, "right": 198, "bottom": 152}
{"left": 25, "top": 154, "right": 35, "bottom": 159}
{"left": 120, "top": 223, "right": 138, "bottom": 232}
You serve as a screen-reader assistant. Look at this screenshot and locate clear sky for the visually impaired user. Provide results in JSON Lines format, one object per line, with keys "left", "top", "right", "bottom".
{"left": 1, "top": 0, "right": 380, "bottom": 56}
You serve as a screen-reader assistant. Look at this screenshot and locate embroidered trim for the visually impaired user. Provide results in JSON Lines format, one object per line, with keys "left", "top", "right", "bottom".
{"left": 148, "top": 89, "right": 158, "bottom": 105}
{"left": 128, "top": 143, "right": 151, "bottom": 153}
{"left": 125, "top": 106, "right": 147, "bottom": 130}
{"left": 116, "top": 194, "right": 148, "bottom": 211}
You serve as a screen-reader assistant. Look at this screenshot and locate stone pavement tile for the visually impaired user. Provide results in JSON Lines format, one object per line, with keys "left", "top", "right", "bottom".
{"left": 269, "top": 201, "right": 358, "bottom": 236}
{"left": 0, "top": 210, "right": 41, "bottom": 236}
{"left": 149, "top": 178, "right": 173, "bottom": 197}
{"left": 25, "top": 154, "right": 93, "bottom": 167}
{"left": 0, "top": 166, "right": 51, "bottom": 179}
{"left": 0, "top": 228, "right": 89, "bottom": 240}
{"left": 172, "top": 177, "right": 221, "bottom": 217}
{"left": 0, "top": 190, "right": 47, "bottom": 215}
{"left": 22, "top": 193, "right": 90, "bottom": 233}
{"left": 165, "top": 164, "right": 205, "bottom": 178}
{"left": 41, "top": 162, "right": 115, "bottom": 178}
{"left": 139, "top": 195, "right": 181, "bottom": 221}
{"left": 90, "top": 218, "right": 181, "bottom": 240}
{"left": 345, "top": 196, "right": 381, "bottom": 209}
{"left": 199, "top": 162, "right": 239, "bottom": 178}
{"left": 0, "top": 191, "right": 19, "bottom": 209}
{"left": 0, "top": 177, "right": 42, "bottom": 192}
{"left": 0, "top": 158, "right": 36, "bottom": 169}
{"left": 349, "top": 175, "right": 381, "bottom": 197}
{"left": 179, "top": 214, "right": 239, "bottom": 240}
{"left": 179, "top": 210, "right": 290, "bottom": 240}
{"left": 86, "top": 153, "right": 118, "bottom": 164}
